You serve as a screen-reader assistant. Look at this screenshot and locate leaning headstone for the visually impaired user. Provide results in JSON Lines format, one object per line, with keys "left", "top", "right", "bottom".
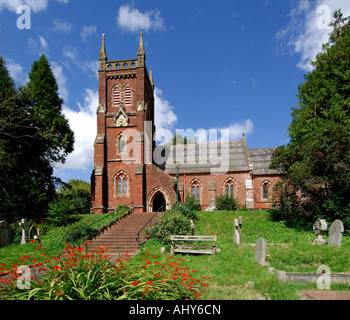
{"left": 0, "top": 220, "right": 11, "bottom": 246}
{"left": 312, "top": 219, "right": 327, "bottom": 245}
{"left": 233, "top": 219, "right": 240, "bottom": 245}
{"left": 255, "top": 238, "right": 267, "bottom": 266}
{"left": 19, "top": 219, "right": 30, "bottom": 245}
{"left": 328, "top": 220, "right": 344, "bottom": 247}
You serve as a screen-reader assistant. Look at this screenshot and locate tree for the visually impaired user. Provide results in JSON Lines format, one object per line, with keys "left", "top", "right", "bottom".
{"left": 270, "top": 10, "right": 350, "bottom": 231}
{"left": 0, "top": 54, "right": 74, "bottom": 222}
{"left": 57, "top": 180, "right": 91, "bottom": 215}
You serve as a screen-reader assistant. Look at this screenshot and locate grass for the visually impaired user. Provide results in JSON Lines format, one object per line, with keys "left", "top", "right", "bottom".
{"left": 1, "top": 209, "right": 349, "bottom": 300}
{"left": 141, "top": 210, "right": 350, "bottom": 300}
{"left": 0, "top": 213, "right": 113, "bottom": 267}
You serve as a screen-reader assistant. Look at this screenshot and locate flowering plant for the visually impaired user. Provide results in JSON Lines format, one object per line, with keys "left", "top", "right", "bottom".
{"left": 0, "top": 242, "right": 210, "bottom": 300}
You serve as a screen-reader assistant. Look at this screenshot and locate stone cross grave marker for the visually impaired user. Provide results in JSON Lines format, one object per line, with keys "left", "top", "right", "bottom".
{"left": 328, "top": 220, "right": 344, "bottom": 247}
{"left": 0, "top": 220, "right": 11, "bottom": 246}
{"left": 233, "top": 219, "right": 240, "bottom": 245}
{"left": 19, "top": 219, "right": 30, "bottom": 245}
{"left": 255, "top": 238, "right": 267, "bottom": 266}
{"left": 238, "top": 216, "right": 243, "bottom": 236}
{"left": 312, "top": 219, "right": 327, "bottom": 245}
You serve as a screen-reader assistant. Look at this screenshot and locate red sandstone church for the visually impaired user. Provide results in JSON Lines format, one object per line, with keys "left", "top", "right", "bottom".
{"left": 91, "top": 34, "right": 281, "bottom": 214}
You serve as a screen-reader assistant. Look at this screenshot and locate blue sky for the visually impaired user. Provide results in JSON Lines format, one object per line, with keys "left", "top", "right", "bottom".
{"left": 1, "top": 0, "right": 350, "bottom": 183}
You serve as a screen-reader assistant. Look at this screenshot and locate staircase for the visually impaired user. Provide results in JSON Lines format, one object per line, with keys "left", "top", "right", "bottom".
{"left": 88, "top": 212, "right": 156, "bottom": 261}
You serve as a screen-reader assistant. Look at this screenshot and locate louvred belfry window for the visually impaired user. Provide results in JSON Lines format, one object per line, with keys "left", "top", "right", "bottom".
{"left": 124, "top": 85, "right": 132, "bottom": 107}
{"left": 113, "top": 86, "right": 120, "bottom": 107}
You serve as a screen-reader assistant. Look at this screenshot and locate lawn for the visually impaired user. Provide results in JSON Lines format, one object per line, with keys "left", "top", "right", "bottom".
{"left": 0, "top": 213, "right": 114, "bottom": 267}
{"left": 141, "top": 210, "right": 350, "bottom": 300}
{"left": 1, "top": 209, "right": 349, "bottom": 300}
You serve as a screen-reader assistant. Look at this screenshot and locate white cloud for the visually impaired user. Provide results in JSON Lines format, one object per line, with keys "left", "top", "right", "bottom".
{"left": 154, "top": 87, "right": 177, "bottom": 131}
{"left": 51, "top": 18, "right": 73, "bottom": 33}
{"left": 51, "top": 61, "right": 68, "bottom": 102}
{"left": 81, "top": 25, "right": 97, "bottom": 42}
{"left": 277, "top": 0, "right": 350, "bottom": 71}
{"left": 6, "top": 58, "right": 26, "bottom": 84}
{"left": 55, "top": 0, "right": 69, "bottom": 3}
{"left": 56, "top": 89, "right": 98, "bottom": 174}
{"left": 220, "top": 119, "right": 254, "bottom": 142}
{"left": 62, "top": 45, "right": 99, "bottom": 80}
{"left": 117, "top": 3, "right": 165, "bottom": 32}
{"left": 39, "top": 35, "right": 48, "bottom": 52}
{"left": 0, "top": 0, "right": 48, "bottom": 13}
{"left": 28, "top": 35, "right": 49, "bottom": 55}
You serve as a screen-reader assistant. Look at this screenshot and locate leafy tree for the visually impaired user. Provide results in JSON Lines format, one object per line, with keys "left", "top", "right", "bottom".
{"left": 57, "top": 180, "right": 91, "bottom": 215}
{"left": 270, "top": 10, "right": 350, "bottom": 231}
{"left": 0, "top": 54, "right": 74, "bottom": 222}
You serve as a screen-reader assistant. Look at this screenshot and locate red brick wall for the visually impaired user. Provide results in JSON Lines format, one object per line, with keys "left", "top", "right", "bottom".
{"left": 252, "top": 175, "right": 281, "bottom": 209}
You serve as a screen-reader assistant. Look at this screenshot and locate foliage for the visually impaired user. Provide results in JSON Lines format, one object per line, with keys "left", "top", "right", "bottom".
{"left": 215, "top": 195, "right": 238, "bottom": 211}
{"left": 185, "top": 195, "right": 201, "bottom": 211}
{"left": 57, "top": 180, "right": 91, "bottom": 215}
{"left": 0, "top": 54, "right": 74, "bottom": 222}
{"left": 172, "top": 201, "right": 198, "bottom": 221}
{"left": 149, "top": 211, "right": 192, "bottom": 244}
{"left": 270, "top": 10, "right": 350, "bottom": 232}
{"left": 1, "top": 243, "right": 208, "bottom": 300}
{"left": 46, "top": 195, "right": 76, "bottom": 227}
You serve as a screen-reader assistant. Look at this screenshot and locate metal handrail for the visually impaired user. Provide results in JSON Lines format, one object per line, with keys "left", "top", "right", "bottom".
{"left": 64, "top": 202, "right": 134, "bottom": 245}
{"left": 136, "top": 201, "right": 166, "bottom": 248}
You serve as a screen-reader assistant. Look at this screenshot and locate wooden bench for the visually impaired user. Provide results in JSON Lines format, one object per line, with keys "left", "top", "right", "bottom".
{"left": 170, "top": 235, "right": 217, "bottom": 255}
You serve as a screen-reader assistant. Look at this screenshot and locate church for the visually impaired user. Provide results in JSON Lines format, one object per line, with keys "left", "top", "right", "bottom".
{"left": 91, "top": 34, "right": 281, "bottom": 214}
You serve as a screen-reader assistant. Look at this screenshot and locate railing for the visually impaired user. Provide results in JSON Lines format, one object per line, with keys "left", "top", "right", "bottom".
{"left": 64, "top": 202, "right": 134, "bottom": 246}
{"left": 136, "top": 201, "right": 166, "bottom": 248}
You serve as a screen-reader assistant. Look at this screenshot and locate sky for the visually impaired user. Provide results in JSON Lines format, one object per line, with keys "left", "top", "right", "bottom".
{"left": 1, "top": 0, "right": 350, "bottom": 183}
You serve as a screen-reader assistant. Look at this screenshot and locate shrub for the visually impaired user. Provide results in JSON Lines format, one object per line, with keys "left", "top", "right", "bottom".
{"left": 215, "top": 195, "right": 238, "bottom": 211}
{"left": 185, "top": 195, "right": 201, "bottom": 211}
{"left": 45, "top": 195, "right": 75, "bottom": 227}
{"left": 150, "top": 211, "right": 192, "bottom": 244}
{"left": 172, "top": 201, "right": 198, "bottom": 221}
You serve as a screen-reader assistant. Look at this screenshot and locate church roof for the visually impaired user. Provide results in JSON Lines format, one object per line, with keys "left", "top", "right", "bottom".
{"left": 157, "top": 141, "right": 279, "bottom": 175}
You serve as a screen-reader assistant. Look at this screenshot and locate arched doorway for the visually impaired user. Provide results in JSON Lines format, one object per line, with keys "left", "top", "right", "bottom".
{"left": 152, "top": 192, "right": 166, "bottom": 212}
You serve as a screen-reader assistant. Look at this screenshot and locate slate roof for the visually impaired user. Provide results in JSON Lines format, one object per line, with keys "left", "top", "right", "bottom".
{"left": 248, "top": 148, "right": 280, "bottom": 174}
{"left": 155, "top": 141, "right": 280, "bottom": 175}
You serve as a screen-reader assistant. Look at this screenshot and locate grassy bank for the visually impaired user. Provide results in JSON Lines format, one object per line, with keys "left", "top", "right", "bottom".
{"left": 141, "top": 210, "right": 350, "bottom": 300}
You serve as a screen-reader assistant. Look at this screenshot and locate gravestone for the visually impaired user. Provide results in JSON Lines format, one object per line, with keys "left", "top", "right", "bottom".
{"left": 312, "top": 219, "right": 327, "bottom": 245}
{"left": 19, "top": 219, "right": 30, "bottom": 245}
{"left": 0, "top": 220, "right": 11, "bottom": 246}
{"left": 28, "top": 225, "right": 40, "bottom": 243}
{"left": 238, "top": 216, "right": 243, "bottom": 236}
{"left": 328, "top": 220, "right": 344, "bottom": 247}
{"left": 190, "top": 219, "right": 195, "bottom": 235}
{"left": 233, "top": 219, "right": 240, "bottom": 245}
{"left": 255, "top": 238, "right": 267, "bottom": 266}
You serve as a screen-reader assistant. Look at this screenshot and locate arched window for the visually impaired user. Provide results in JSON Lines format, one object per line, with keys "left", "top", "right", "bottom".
{"left": 225, "top": 179, "right": 235, "bottom": 198}
{"left": 191, "top": 180, "right": 200, "bottom": 202}
{"left": 262, "top": 183, "right": 269, "bottom": 200}
{"left": 124, "top": 85, "right": 132, "bottom": 107}
{"left": 116, "top": 173, "right": 128, "bottom": 195}
{"left": 113, "top": 86, "right": 120, "bottom": 107}
{"left": 117, "top": 134, "right": 126, "bottom": 154}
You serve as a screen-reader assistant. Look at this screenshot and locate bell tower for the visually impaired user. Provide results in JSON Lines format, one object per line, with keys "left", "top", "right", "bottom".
{"left": 91, "top": 33, "right": 155, "bottom": 213}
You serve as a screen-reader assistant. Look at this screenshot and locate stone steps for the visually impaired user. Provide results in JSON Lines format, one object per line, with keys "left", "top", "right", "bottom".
{"left": 87, "top": 211, "right": 158, "bottom": 260}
